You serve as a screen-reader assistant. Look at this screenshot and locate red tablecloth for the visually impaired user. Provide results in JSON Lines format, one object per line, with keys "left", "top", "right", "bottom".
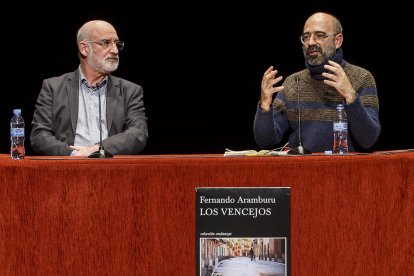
{"left": 1, "top": 152, "right": 413, "bottom": 275}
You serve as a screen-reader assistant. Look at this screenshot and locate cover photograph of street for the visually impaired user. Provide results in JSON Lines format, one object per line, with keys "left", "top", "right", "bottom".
{"left": 200, "top": 237, "right": 286, "bottom": 276}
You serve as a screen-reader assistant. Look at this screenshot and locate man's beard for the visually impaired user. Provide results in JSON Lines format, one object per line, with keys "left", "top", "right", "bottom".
{"left": 303, "top": 44, "right": 336, "bottom": 66}
{"left": 87, "top": 53, "right": 119, "bottom": 74}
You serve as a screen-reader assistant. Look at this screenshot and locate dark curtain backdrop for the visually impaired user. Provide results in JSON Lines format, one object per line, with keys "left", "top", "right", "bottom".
{"left": 2, "top": 2, "right": 412, "bottom": 155}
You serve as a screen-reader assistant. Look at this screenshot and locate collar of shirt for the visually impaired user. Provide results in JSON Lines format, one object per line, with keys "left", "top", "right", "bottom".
{"left": 81, "top": 78, "right": 108, "bottom": 92}
{"left": 78, "top": 67, "right": 109, "bottom": 92}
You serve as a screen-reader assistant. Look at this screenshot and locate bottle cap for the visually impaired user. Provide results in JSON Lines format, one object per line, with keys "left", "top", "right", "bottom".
{"left": 13, "top": 109, "right": 21, "bottom": 115}
{"left": 336, "top": 104, "right": 344, "bottom": 110}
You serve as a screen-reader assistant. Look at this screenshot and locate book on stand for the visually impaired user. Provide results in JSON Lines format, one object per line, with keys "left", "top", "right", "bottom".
{"left": 196, "top": 187, "right": 290, "bottom": 276}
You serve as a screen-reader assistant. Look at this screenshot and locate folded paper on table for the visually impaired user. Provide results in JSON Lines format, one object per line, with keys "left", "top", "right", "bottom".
{"left": 224, "top": 149, "right": 289, "bottom": 157}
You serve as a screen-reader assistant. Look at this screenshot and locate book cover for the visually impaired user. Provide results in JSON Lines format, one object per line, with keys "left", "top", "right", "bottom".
{"left": 196, "top": 187, "right": 290, "bottom": 276}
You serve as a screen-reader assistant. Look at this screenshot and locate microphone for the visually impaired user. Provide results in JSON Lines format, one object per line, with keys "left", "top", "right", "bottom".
{"left": 88, "top": 80, "right": 113, "bottom": 158}
{"left": 287, "top": 76, "right": 312, "bottom": 155}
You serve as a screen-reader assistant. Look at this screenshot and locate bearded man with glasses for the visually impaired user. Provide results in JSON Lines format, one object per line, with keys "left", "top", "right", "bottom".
{"left": 254, "top": 12, "right": 380, "bottom": 153}
{"left": 31, "top": 20, "right": 148, "bottom": 156}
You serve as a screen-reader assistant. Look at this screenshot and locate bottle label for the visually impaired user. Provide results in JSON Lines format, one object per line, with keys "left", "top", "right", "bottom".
{"left": 10, "top": 128, "right": 24, "bottom": 137}
{"left": 333, "top": 122, "right": 347, "bottom": 132}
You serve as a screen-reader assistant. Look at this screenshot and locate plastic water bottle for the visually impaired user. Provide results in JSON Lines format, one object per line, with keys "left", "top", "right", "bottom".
{"left": 10, "top": 109, "right": 25, "bottom": 160}
{"left": 333, "top": 104, "right": 348, "bottom": 154}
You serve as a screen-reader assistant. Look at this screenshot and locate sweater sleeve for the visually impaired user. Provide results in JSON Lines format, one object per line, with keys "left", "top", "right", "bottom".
{"left": 253, "top": 101, "right": 290, "bottom": 149}
{"left": 346, "top": 86, "right": 381, "bottom": 149}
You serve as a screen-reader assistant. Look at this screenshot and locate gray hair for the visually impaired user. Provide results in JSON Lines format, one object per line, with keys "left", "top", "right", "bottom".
{"left": 333, "top": 16, "right": 343, "bottom": 34}
{"left": 76, "top": 27, "right": 89, "bottom": 44}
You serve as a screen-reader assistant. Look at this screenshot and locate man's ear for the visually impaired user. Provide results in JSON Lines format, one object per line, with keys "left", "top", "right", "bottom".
{"left": 335, "top": 33, "right": 343, "bottom": 49}
{"left": 79, "top": 42, "right": 89, "bottom": 57}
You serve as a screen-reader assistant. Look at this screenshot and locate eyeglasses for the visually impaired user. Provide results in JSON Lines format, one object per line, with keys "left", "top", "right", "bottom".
{"left": 85, "top": 39, "right": 125, "bottom": 50}
{"left": 300, "top": 32, "right": 338, "bottom": 44}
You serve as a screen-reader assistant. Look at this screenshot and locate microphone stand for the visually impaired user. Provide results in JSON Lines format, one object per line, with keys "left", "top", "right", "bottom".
{"left": 287, "top": 76, "right": 312, "bottom": 155}
{"left": 88, "top": 85, "right": 113, "bottom": 158}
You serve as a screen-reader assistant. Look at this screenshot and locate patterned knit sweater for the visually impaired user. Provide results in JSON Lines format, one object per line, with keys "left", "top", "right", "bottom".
{"left": 253, "top": 62, "right": 380, "bottom": 153}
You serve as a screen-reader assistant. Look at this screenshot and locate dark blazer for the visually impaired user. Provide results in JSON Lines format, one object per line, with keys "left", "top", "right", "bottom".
{"left": 30, "top": 69, "right": 148, "bottom": 156}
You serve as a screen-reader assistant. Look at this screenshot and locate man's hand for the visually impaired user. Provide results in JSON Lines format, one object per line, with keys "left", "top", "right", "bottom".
{"left": 323, "top": 60, "right": 357, "bottom": 105}
{"left": 260, "top": 66, "right": 284, "bottom": 112}
{"left": 70, "top": 144, "right": 100, "bottom": 157}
